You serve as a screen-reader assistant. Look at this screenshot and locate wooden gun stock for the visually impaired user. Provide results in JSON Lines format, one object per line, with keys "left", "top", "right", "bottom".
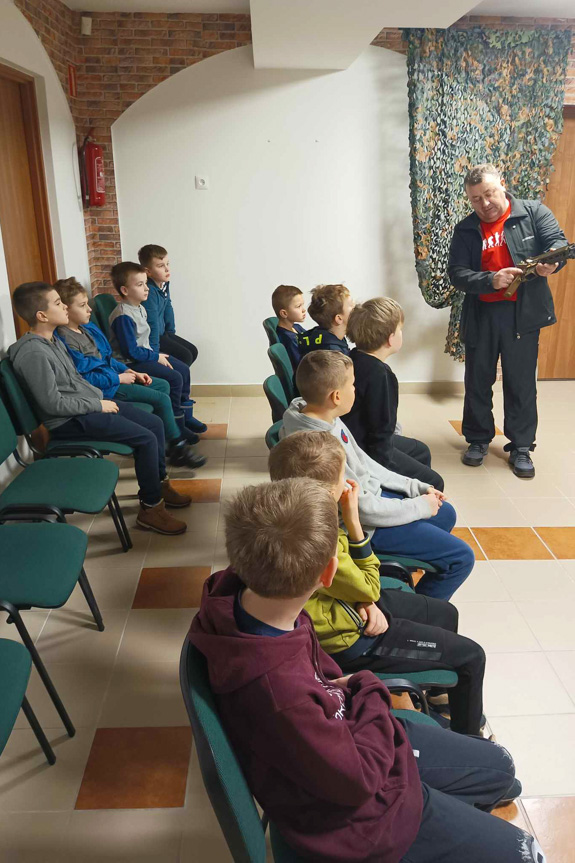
{"left": 503, "top": 243, "right": 575, "bottom": 299}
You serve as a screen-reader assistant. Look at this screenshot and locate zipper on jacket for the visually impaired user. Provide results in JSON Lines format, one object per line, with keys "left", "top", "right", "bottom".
{"left": 335, "top": 599, "right": 366, "bottom": 632}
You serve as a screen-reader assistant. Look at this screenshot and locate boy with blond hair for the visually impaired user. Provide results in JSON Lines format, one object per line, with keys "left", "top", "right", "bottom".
{"left": 298, "top": 283, "right": 353, "bottom": 358}
{"left": 269, "top": 430, "right": 485, "bottom": 735}
{"left": 281, "top": 351, "right": 475, "bottom": 600}
{"left": 343, "top": 297, "right": 444, "bottom": 490}
{"left": 189, "top": 478, "right": 541, "bottom": 863}
{"left": 271, "top": 284, "right": 307, "bottom": 370}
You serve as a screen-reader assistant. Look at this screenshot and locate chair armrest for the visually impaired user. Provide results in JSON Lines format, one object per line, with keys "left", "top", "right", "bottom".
{"left": 379, "top": 678, "right": 429, "bottom": 715}
{"left": 45, "top": 444, "right": 103, "bottom": 459}
{"left": 0, "top": 504, "right": 66, "bottom": 523}
{"left": 378, "top": 561, "right": 415, "bottom": 590}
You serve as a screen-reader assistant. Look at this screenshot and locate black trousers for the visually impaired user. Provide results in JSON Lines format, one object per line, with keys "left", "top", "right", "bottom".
{"left": 462, "top": 301, "right": 539, "bottom": 448}
{"left": 338, "top": 589, "right": 485, "bottom": 735}
{"left": 390, "top": 434, "right": 445, "bottom": 491}
{"left": 159, "top": 332, "right": 198, "bottom": 367}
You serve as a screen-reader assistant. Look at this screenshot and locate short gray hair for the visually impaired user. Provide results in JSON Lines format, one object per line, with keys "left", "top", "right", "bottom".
{"left": 464, "top": 163, "right": 501, "bottom": 187}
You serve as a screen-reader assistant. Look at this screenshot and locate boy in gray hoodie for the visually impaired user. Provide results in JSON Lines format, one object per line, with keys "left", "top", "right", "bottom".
{"left": 281, "top": 352, "right": 474, "bottom": 600}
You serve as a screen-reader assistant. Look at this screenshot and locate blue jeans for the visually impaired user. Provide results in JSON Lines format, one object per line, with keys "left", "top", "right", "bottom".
{"left": 132, "top": 356, "right": 191, "bottom": 417}
{"left": 371, "top": 493, "right": 474, "bottom": 600}
{"left": 51, "top": 402, "right": 166, "bottom": 506}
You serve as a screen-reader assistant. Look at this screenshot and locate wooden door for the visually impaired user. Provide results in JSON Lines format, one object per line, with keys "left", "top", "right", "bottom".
{"left": 0, "top": 63, "right": 56, "bottom": 337}
{"left": 538, "top": 106, "right": 575, "bottom": 380}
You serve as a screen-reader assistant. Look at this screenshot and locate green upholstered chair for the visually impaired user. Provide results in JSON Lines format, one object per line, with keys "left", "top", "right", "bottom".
{"left": 267, "top": 344, "right": 295, "bottom": 404}
{"left": 265, "top": 421, "right": 283, "bottom": 451}
{"left": 0, "top": 395, "right": 131, "bottom": 552}
{"left": 263, "top": 375, "right": 288, "bottom": 425}
{"left": 263, "top": 317, "right": 280, "bottom": 347}
{"left": 0, "top": 639, "right": 57, "bottom": 765}
{"left": 89, "top": 292, "right": 118, "bottom": 340}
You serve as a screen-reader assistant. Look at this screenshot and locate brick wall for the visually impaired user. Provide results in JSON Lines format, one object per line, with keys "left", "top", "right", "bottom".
{"left": 12, "top": 2, "right": 575, "bottom": 290}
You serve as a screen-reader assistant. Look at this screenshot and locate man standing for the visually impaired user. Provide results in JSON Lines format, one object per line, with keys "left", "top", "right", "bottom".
{"left": 448, "top": 164, "right": 566, "bottom": 478}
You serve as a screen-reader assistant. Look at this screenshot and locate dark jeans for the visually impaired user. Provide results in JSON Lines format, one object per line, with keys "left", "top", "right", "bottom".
{"left": 51, "top": 402, "right": 166, "bottom": 506}
{"left": 462, "top": 301, "right": 539, "bottom": 448}
{"left": 339, "top": 591, "right": 485, "bottom": 735}
{"left": 115, "top": 379, "right": 180, "bottom": 442}
{"left": 371, "top": 494, "right": 475, "bottom": 601}
{"left": 132, "top": 355, "right": 191, "bottom": 417}
{"left": 159, "top": 332, "right": 198, "bottom": 367}
{"left": 390, "top": 434, "right": 445, "bottom": 492}
{"left": 401, "top": 720, "right": 544, "bottom": 862}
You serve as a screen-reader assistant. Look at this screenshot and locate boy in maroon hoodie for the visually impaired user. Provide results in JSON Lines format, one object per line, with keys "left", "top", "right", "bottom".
{"left": 189, "top": 478, "right": 544, "bottom": 863}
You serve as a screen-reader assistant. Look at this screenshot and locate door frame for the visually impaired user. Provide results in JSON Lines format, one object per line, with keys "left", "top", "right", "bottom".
{"left": 0, "top": 62, "right": 57, "bottom": 334}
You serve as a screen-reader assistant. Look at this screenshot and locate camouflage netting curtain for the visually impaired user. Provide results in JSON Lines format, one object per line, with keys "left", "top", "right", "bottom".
{"left": 403, "top": 27, "right": 571, "bottom": 360}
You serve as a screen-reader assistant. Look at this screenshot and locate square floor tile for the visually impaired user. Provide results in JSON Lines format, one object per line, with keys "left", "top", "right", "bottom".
{"left": 482, "top": 653, "right": 574, "bottom": 717}
{"left": 490, "top": 560, "right": 575, "bottom": 603}
{"left": 191, "top": 397, "right": 231, "bottom": 425}
{"left": 452, "top": 560, "right": 510, "bottom": 602}
{"left": 169, "top": 459, "right": 224, "bottom": 481}
{"left": 451, "top": 528, "right": 486, "bottom": 561}
{"left": 511, "top": 497, "right": 575, "bottom": 527}
{"left": 133, "top": 567, "right": 211, "bottom": 609}
{"left": 143, "top": 530, "right": 218, "bottom": 569}
{"left": 168, "top": 479, "right": 221, "bottom": 503}
{"left": 443, "top": 472, "right": 506, "bottom": 499}
{"left": 34, "top": 609, "right": 130, "bottom": 668}
{"left": 75, "top": 727, "right": 192, "bottom": 809}
{"left": 15, "top": 663, "right": 112, "bottom": 731}
{"left": 66, "top": 568, "right": 141, "bottom": 611}
{"left": 471, "top": 528, "right": 552, "bottom": 560}
{"left": 0, "top": 812, "right": 71, "bottom": 862}
{"left": 449, "top": 419, "right": 503, "bottom": 435}
{"left": 534, "top": 527, "right": 575, "bottom": 559}
{"left": 98, "top": 662, "right": 189, "bottom": 728}
{"left": 522, "top": 796, "right": 575, "bottom": 861}
{"left": 545, "top": 652, "right": 575, "bottom": 703}
{"left": 455, "top": 602, "right": 541, "bottom": 653}
{"left": 0, "top": 610, "right": 50, "bottom": 646}
{"left": 455, "top": 498, "right": 528, "bottom": 527}
{"left": 223, "top": 456, "right": 269, "bottom": 477}
{"left": 66, "top": 809, "right": 184, "bottom": 862}
{"left": 225, "top": 437, "right": 270, "bottom": 458}
{"left": 115, "top": 609, "right": 193, "bottom": 666}
{"left": 517, "top": 601, "right": 575, "bottom": 650}
{"left": 491, "top": 471, "right": 567, "bottom": 498}
{"left": 181, "top": 747, "right": 233, "bottom": 862}
{"left": 488, "top": 715, "right": 575, "bottom": 796}
{"left": 200, "top": 423, "right": 228, "bottom": 440}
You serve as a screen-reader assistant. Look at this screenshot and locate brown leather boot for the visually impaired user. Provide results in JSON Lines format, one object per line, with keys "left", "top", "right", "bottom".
{"left": 136, "top": 501, "right": 187, "bottom": 535}
{"left": 161, "top": 479, "right": 192, "bottom": 508}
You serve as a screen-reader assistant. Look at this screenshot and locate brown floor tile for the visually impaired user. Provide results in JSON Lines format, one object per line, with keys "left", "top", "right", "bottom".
{"left": 522, "top": 797, "right": 575, "bottom": 862}
{"left": 452, "top": 527, "right": 486, "bottom": 561}
{"left": 133, "top": 566, "right": 211, "bottom": 609}
{"left": 534, "top": 527, "right": 575, "bottom": 560}
{"left": 471, "top": 528, "right": 553, "bottom": 560}
{"left": 492, "top": 801, "right": 532, "bottom": 833}
{"left": 75, "top": 727, "right": 192, "bottom": 810}
{"left": 199, "top": 424, "right": 228, "bottom": 440}
{"left": 449, "top": 420, "right": 503, "bottom": 435}
{"left": 170, "top": 479, "right": 221, "bottom": 502}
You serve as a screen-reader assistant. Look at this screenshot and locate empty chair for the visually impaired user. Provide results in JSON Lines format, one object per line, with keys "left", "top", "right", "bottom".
{"left": 267, "top": 344, "right": 295, "bottom": 404}
{"left": 263, "top": 375, "right": 288, "bottom": 424}
{"left": 90, "top": 292, "right": 118, "bottom": 341}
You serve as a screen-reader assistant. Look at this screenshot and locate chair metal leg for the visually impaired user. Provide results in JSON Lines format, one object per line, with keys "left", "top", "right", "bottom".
{"left": 78, "top": 568, "right": 105, "bottom": 632}
{"left": 4, "top": 604, "right": 76, "bottom": 738}
{"left": 21, "top": 696, "right": 56, "bottom": 765}
{"left": 112, "top": 493, "right": 132, "bottom": 550}
{"left": 107, "top": 494, "right": 132, "bottom": 552}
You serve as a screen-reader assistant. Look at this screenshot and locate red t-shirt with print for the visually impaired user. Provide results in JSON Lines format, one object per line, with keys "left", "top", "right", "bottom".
{"left": 479, "top": 202, "right": 517, "bottom": 302}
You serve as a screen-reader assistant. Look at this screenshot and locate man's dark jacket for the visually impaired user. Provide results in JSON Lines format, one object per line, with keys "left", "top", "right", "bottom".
{"left": 448, "top": 193, "right": 567, "bottom": 347}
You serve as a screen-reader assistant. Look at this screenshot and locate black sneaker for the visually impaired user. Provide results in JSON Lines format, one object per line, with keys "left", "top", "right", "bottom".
{"left": 462, "top": 443, "right": 489, "bottom": 466}
{"left": 168, "top": 441, "right": 207, "bottom": 470}
{"left": 509, "top": 447, "right": 535, "bottom": 478}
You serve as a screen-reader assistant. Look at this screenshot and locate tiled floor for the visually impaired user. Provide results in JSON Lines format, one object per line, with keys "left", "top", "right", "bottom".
{"left": 1, "top": 384, "right": 575, "bottom": 861}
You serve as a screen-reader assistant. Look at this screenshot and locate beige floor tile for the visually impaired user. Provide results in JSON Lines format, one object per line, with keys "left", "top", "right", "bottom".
{"left": 169, "top": 501, "right": 222, "bottom": 534}
{"left": 0, "top": 610, "right": 50, "bottom": 646}
{"left": 0, "top": 727, "right": 95, "bottom": 811}
{"left": 545, "top": 472, "right": 575, "bottom": 498}
{"left": 193, "top": 438, "right": 228, "bottom": 458}
{"left": 488, "top": 715, "right": 575, "bottom": 796}
{"left": 545, "top": 652, "right": 575, "bottom": 703}
{"left": 220, "top": 473, "right": 269, "bottom": 500}
{"left": 223, "top": 456, "right": 270, "bottom": 477}
{"left": 483, "top": 653, "right": 575, "bottom": 717}
{"left": 169, "top": 457, "right": 224, "bottom": 481}
{"left": 451, "top": 560, "right": 510, "bottom": 602}
{"left": 65, "top": 809, "right": 184, "bottom": 863}
{"left": 35, "top": 609, "right": 129, "bottom": 668}
{"left": 115, "top": 609, "right": 193, "bottom": 666}
{"left": 191, "top": 397, "right": 231, "bottom": 425}
{"left": 181, "top": 747, "right": 233, "bottom": 862}
{"left": 510, "top": 497, "right": 575, "bottom": 527}
{"left": 517, "top": 601, "right": 575, "bottom": 651}
{"left": 489, "top": 560, "right": 575, "bottom": 603}
{"left": 442, "top": 472, "right": 507, "bottom": 498}
{"left": 0, "top": 811, "right": 72, "bottom": 862}
{"left": 426, "top": 456, "right": 485, "bottom": 476}
{"left": 455, "top": 602, "right": 541, "bottom": 653}
{"left": 143, "top": 530, "right": 217, "bottom": 569}
{"left": 99, "top": 662, "right": 188, "bottom": 727}
{"left": 491, "top": 471, "right": 567, "bottom": 498}
{"left": 14, "top": 663, "right": 112, "bottom": 731}
{"left": 65, "top": 569, "right": 142, "bottom": 611}
{"left": 454, "top": 497, "right": 528, "bottom": 528}
{"left": 558, "top": 559, "right": 575, "bottom": 579}
{"left": 225, "top": 436, "right": 270, "bottom": 458}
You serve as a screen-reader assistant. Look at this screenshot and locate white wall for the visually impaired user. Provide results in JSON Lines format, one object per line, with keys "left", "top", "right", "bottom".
{"left": 113, "top": 44, "right": 463, "bottom": 385}
{"left": 0, "top": 0, "right": 90, "bottom": 355}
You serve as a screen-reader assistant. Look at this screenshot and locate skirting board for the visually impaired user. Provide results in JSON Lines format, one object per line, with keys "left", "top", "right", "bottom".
{"left": 191, "top": 381, "right": 489, "bottom": 397}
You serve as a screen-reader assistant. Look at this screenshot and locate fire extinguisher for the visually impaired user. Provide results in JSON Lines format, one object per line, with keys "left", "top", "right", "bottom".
{"left": 79, "top": 129, "right": 106, "bottom": 208}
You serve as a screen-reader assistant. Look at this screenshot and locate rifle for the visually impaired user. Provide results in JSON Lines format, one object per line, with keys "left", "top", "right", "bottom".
{"left": 503, "top": 242, "right": 575, "bottom": 298}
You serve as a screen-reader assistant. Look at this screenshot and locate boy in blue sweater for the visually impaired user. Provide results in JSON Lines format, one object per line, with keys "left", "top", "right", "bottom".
{"left": 138, "top": 244, "right": 198, "bottom": 368}
{"left": 272, "top": 284, "right": 307, "bottom": 372}
{"left": 108, "top": 262, "right": 206, "bottom": 434}
{"left": 54, "top": 278, "right": 205, "bottom": 470}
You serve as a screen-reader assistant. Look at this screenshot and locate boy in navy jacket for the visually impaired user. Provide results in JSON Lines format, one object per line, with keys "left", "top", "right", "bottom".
{"left": 271, "top": 284, "right": 307, "bottom": 371}
{"left": 298, "top": 283, "right": 354, "bottom": 358}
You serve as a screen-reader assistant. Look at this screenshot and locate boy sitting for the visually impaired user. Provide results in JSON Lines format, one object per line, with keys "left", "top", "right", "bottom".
{"left": 108, "top": 261, "right": 206, "bottom": 434}
{"left": 54, "top": 278, "right": 205, "bottom": 470}
{"left": 297, "top": 283, "right": 353, "bottom": 358}
{"left": 269, "top": 430, "right": 485, "bottom": 736}
{"left": 138, "top": 244, "right": 198, "bottom": 368}
{"left": 282, "top": 351, "right": 475, "bottom": 600}
{"left": 9, "top": 282, "right": 190, "bottom": 536}
{"left": 343, "top": 297, "right": 444, "bottom": 490}
{"left": 190, "top": 478, "right": 542, "bottom": 863}
{"left": 271, "top": 284, "right": 307, "bottom": 371}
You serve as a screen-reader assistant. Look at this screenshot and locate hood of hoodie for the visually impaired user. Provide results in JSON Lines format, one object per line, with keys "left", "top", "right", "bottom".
{"left": 281, "top": 397, "right": 335, "bottom": 436}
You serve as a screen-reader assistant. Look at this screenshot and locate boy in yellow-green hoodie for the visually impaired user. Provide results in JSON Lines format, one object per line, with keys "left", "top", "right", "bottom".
{"left": 269, "top": 431, "right": 486, "bottom": 736}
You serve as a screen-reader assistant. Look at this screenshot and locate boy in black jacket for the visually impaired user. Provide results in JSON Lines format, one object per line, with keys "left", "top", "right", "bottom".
{"left": 342, "top": 298, "right": 444, "bottom": 491}
{"left": 298, "top": 284, "right": 353, "bottom": 358}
